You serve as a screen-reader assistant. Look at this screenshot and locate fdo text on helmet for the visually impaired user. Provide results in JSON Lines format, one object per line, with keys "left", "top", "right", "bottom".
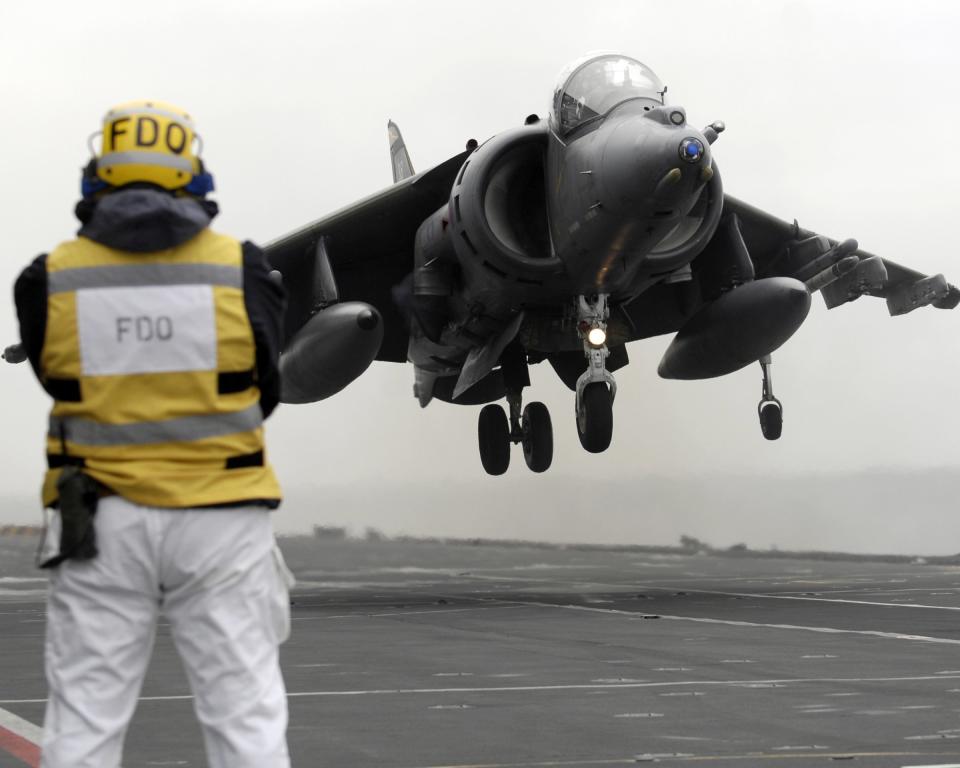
{"left": 81, "top": 100, "right": 214, "bottom": 199}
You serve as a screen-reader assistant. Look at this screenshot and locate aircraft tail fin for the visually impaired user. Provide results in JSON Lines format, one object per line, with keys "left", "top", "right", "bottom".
{"left": 388, "top": 120, "right": 415, "bottom": 183}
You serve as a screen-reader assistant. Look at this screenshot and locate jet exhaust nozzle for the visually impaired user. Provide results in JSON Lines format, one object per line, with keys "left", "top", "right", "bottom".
{"left": 658, "top": 277, "right": 811, "bottom": 380}
{"left": 279, "top": 301, "right": 384, "bottom": 403}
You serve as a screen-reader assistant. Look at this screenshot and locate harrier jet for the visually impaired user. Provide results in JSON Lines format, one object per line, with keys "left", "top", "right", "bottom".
{"left": 264, "top": 54, "right": 959, "bottom": 475}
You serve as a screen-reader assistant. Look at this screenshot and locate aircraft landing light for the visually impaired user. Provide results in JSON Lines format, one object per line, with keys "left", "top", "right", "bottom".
{"left": 587, "top": 327, "right": 607, "bottom": 347}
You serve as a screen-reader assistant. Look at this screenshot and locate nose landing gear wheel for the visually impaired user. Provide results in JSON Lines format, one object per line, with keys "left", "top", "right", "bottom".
{"left": 522, "top": 401, "right": 553, "bottom": 473}
{"left": 478, "top": 403, "right": 511, "bottom": 475}
{"left": 576, "top": 382, "right": 613, "bottom": 453}
{"left": 759, "top": 399, "right": 783, "bottom": 441}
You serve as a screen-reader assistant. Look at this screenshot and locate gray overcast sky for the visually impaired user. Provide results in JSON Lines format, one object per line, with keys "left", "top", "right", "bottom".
{"left": 2, "top": 1, "right": 959, "bottom": 548}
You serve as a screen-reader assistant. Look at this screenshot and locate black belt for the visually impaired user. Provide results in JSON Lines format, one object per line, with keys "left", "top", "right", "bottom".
{"left": 42, "top": 370, "right": 255, "bottom": 403}
{"left": 47, "top": 454, "right": 85, "bottom": 469}
{"left": 49, "top": 452, "right": 264, "bottom": 470}
{"left": 218, "top": 370, "right": 255, "bottom": 394}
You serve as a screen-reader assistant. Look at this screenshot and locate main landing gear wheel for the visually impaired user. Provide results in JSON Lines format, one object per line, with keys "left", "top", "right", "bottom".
{"left": 759, "top": 399, "right": 783, "bottom": 441}
{"left": 576, "top": 382, "right": 613, "bottom": 453}
{"left": 478, "top": 403, "right": 510, "bottom": 475}
{"left": 522, "top": 401, "right": 553, "bottom": 473}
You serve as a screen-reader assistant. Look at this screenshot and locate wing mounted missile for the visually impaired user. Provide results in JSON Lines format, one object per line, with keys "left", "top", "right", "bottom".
{"left": 724, "top": 195, "right": 960, "bottom": 316}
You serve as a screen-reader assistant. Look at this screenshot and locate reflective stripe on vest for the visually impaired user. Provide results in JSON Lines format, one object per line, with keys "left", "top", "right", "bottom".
{"left": 48, "top": 263, "right": 242, "bottom": 293}
{"left": 49, "top": 402, "right": 262, "bottom": 447}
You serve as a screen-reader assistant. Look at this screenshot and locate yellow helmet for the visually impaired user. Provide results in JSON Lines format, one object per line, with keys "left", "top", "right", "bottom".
{"left": 91, "top": 100, "right": 204, "bottom": 191}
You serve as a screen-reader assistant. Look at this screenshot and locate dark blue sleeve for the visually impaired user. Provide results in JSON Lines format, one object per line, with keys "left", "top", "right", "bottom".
{"left": 13, "top": 254, "right": 48, "bottom": 382}
{"left": 242, "top": 241, "right": 285, "bottom": 419}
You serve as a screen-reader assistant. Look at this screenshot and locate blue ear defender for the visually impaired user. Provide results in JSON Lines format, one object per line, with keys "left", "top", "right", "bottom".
{"left": 185, "top": 159, "right": 216, "bottom": 197}
{"left": 80, "top": 157, "right": 215, "bottom": 198}
{"left": 80, "top": 158, "right": 110, "bottom": 199}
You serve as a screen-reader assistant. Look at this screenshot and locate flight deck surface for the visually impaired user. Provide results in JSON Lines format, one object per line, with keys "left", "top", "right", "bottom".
{"left": 2, "top": 535, "right": 960, "bottom": 767}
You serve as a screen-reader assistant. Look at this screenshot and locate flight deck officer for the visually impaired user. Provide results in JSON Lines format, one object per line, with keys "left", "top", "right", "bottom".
{"left": 13, "top": 100, "right": 293, "bottom": 768}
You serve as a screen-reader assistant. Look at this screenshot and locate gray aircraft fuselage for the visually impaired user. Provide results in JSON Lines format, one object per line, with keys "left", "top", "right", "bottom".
{"left": 408, "top": 69, "right": 726, "bottom": 382}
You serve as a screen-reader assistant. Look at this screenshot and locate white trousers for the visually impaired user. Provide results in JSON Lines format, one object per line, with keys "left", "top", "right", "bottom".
{"left": 40, "top": 496, "right": 293, "bottom": 768}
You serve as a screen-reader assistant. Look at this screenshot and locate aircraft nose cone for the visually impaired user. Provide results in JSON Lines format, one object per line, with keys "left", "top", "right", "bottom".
{"left": 598, "top": 107, "right": 711, "bottom": 210}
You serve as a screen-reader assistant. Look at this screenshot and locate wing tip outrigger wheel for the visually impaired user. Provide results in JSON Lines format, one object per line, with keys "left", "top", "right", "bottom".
{"left": 758, "top": 354, "right": 783, "bottom": 441}
{"left": 758, "top": 398, "right": 783, "bottom": 440}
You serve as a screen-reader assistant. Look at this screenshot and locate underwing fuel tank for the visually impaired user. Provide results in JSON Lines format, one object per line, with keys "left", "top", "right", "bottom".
{"left": 658, "top": 277, "right": 811, "bottom": 380}
{"left": 280, "top": 302, "right": 383, "bottom": 403}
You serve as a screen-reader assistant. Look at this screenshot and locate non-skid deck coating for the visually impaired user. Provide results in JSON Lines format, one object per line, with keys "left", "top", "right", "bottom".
{"left": 2, "top": 536, "right": 960, "bottom": 767}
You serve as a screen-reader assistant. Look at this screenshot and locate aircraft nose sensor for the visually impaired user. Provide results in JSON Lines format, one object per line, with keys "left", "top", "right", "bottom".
{"left": 679, "top": 137, "right": 704, "bottom": 163}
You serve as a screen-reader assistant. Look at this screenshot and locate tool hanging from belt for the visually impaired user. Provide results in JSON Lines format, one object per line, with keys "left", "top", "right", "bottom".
{"left": 38, "top": 427, "right": 99, "bottom": 569}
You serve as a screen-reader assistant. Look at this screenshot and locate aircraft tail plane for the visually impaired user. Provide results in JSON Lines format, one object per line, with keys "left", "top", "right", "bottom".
{"left": 388, "top": 120, "right": 415, "bottom": 183}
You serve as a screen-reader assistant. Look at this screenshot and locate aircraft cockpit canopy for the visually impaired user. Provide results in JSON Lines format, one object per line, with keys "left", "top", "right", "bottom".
{"left": 551, "top": 55, "right": 665, "bottom": 135}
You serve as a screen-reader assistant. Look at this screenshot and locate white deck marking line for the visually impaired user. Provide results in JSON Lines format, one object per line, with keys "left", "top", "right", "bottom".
{"left": 293, "top": 605, "right": 526, "bottom": 621}
{"left": 777, "top": 587, "right": 960, "bottom": 596}
{"left": 663, "top": 587, "right": 960, "bottom": 612}
{"left": 463, "top": 568, "right": 960, "bottom": 585}
{"left": 444, "top": 575, "right": 960, "bottom": 613}
{"left": 412, "top": 754, "right": 960, "bottom": 768}
{"left": 463, "top": 596, "right": 960, "bottom": 645}
{"left": 413, "top": 760, "right": 635, "bottom": 767}
{"left": 442, "top": 577, "right": 960, "bottom": 614}
{"left": 0, "top": 706, "right": 41, "bottom": 767}
{"left": 0, "top": 707, "right": 41, "bottom": 744}
{"left": 2, "top": 674, "right": 959, "bottom": 705}
{"left": 658, "top": 614, "right": 960, "bottom": 644}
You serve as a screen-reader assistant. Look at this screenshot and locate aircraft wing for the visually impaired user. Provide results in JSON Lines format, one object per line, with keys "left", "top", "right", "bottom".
{"left": 263, "top": 149, "right": 471, "bottom": 362}
{"left": 724, "top": 195, "right": 960, "bottom": 315}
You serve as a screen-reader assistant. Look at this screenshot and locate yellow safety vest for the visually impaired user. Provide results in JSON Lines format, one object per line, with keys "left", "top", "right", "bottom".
{"left": 40, "top": 228, "right": 282, "bottom": 509}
